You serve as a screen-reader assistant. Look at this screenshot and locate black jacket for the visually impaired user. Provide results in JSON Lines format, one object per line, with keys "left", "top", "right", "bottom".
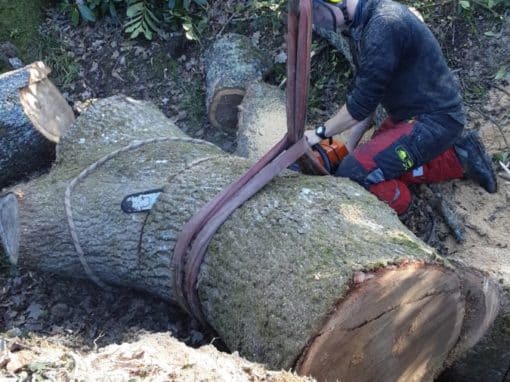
{"left": 345, "top": 0, "right": 464, "bottom": 124}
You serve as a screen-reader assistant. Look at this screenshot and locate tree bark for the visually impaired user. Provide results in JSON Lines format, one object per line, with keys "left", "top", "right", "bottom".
{"left": 0, "top": 62, "right": 75, "bottom": 188}
{"left": 236, "top": 81, "right": 287, "bottom": 160}
{"left": 1, "top": 96, "right": 502, "bottom": 382}
{"left": 205, "top": 34, "right": 272, "bottom": 133}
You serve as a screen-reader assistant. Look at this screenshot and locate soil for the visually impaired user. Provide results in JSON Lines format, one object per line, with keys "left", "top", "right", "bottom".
{"left": 1, "top": 2, "right": 509, "bottom": 381}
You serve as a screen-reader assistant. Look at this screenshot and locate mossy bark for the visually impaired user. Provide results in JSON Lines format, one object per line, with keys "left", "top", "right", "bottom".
{"left": 3, "top": 96, "right": 501, "bottom": 381}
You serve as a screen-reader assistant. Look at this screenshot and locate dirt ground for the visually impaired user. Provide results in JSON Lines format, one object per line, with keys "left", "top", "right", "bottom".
{"left": 1, "top": 2, "right": 509, "bottom": 381}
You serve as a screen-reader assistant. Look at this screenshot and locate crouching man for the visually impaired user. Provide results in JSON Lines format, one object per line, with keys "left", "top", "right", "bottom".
{"left": 306, "top": 0, "right": 497, "bottom": 214}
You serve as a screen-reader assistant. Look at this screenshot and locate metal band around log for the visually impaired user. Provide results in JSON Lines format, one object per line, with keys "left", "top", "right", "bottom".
{"left": 172, "top": 0, "right": 327, "bottom": 326}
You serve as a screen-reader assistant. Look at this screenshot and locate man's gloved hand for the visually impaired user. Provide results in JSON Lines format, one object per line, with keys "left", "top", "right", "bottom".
{"left": 305, "top": 128, "right": 324, "bottom": 147}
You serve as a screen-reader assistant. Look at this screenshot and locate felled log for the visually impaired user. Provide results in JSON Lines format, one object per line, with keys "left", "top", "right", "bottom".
{"left": 0, "top": 96, "right": 501, "bottom": 382}
{"left": 236, "top": 82, "right": 287, "bottom": 160}
{"left": 205, "top": 34, "right": 272, "bottom": 133}
{"left": 0, "top": 62, "right": 75, "bottom": 188}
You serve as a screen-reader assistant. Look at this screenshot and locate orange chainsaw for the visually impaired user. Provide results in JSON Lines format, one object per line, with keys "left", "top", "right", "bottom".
{"left": 312, "top": 138, "right": 349, "bottom": 174}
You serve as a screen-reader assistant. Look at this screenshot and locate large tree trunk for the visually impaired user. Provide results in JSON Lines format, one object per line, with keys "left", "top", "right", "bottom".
{"left": 205, "top": 34, "right": 272, "bottom": 133}
{"left": 0, "top": 62, "right": 75, "bottom": 188}
{"left": 1, "top": 96, "right": 502, "bottom": 382}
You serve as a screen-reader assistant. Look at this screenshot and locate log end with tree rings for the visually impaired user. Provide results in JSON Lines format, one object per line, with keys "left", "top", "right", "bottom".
{"left": 0, "top": 193, "right": 19, "bottom": 264}
{"left": 205, "top": 34, "right": 272, "bottom": 134}
{"left": 208, "top": 88, "right": 246, "bottom": 133}
{"left": 297, "top": 263, "right": 465, "bottom": 382}
{"left": 19, "top": 77, "right": 75, "bottom": 143}
{"left": 0, "top": 61, "right": 75, "bottom": 187}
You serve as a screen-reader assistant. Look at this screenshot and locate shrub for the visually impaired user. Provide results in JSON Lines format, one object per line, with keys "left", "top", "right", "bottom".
{"left": 60, "top": 0, "right": 208, "bottom": 40}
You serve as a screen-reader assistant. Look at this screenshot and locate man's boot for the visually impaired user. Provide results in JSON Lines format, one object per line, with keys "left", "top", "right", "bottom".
{"left": 454, "top": 130, "right": 497, "bottom": 193}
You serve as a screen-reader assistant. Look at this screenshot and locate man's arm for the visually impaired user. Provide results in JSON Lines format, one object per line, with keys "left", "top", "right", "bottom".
{"left": 305, "top": 104, "right": 368, "bottom": 146}
{"left": 344, "top": 115, "right": 372, "bottom": 152}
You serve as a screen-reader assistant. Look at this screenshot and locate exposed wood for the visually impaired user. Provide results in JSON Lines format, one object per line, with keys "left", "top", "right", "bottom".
{"left": 0, "top": 62, "right": 75, "bottom": 188}
{"left": 298, "top": 264, "right": 464, "bottom": 382}
{"left": 205, "top": 34, "right": 272, "bottom": 133}
{"left": 236, "top": 81, "right": 287, "bottom": 160}
{"left": 1, "top": 96, "right": 502, "bottom": 382}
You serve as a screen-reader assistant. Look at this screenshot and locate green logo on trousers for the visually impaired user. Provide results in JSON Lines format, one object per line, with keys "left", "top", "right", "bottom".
{"left": 395, "top": 146, "right": 414, "bottom": 170}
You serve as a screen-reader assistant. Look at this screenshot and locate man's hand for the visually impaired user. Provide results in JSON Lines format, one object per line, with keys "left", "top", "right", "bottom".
{"left": 305, "top": 129, "right": 322, "bottom": 147}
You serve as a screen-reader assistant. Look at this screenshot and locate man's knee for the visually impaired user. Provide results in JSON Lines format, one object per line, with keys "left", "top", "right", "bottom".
{"left": 335, "top": 155, "right": 412, "bottom": 214}
{"left": 336, "top": 153, "right": 389, "bottom": 188}
{"left": 335, "top": 154, "right": 371, "bottom": 188}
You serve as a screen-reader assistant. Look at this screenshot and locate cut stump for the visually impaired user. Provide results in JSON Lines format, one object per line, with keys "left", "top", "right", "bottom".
{"left": 205, "top": 34, "right": 272, "bottom": 133}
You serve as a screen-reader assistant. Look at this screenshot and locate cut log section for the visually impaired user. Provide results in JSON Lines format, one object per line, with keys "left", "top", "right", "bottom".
{"left": 1, "top": 96, "right": 502, "bottom": 382}
{"left": 236, "top": 81, "right": 287, "bottom": 160}
{"left": 0, "top": 61, "right": 75, "bottom": 188}
{"left": 205, "top": 34, "right": 272, "bottom": 133}
{"left": 297, "top": 264, "right": 464, "bottom": 382}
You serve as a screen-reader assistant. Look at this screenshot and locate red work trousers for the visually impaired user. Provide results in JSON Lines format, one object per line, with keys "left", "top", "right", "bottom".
{"left": 335, "top": 117, "right": 464, "bottom": 214}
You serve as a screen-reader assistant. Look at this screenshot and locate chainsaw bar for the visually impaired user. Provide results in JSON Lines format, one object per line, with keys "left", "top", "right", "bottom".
{"left": 121, "top": 188, "right": 163, "bottom": 213}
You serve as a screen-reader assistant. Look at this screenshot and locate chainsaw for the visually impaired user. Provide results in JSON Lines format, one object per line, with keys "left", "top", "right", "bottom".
{"left": 289, "top": 137, "right": 348, "bottom": 174}
{"left": 312, "top": 137, "right": 349, "bottom": 173}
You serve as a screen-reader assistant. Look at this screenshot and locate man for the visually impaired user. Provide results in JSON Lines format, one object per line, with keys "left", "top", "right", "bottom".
{"left": 306, "top": 0, "right": 497, "bottom": 214}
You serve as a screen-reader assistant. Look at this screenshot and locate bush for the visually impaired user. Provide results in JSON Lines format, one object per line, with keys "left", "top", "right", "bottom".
{"left": 60, "top": 0, "right": 208, "bottom": 40}
{"left": 0, "top": 0, "right": 45, "bottom": 61}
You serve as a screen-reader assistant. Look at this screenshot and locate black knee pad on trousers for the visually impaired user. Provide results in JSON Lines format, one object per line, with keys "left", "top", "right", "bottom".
{"left": 335, "top": 154, "right": 371, "bottom": 188}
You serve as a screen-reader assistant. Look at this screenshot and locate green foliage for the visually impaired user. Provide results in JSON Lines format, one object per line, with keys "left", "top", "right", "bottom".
{"left": 34, "top": 31, "right": 79, "bottom": 88}
{"left": 308, "top": 40, "right": 352, "bottom": 117}
{"left": 404, "top": 0, "right": 509, "bottom": 25}
{"left": 493, "top": 149, "right": 510, "bottom": 163}
{"left": 59, "top": 0, "right": 207, "bottom": 40}
{"left": 124, "top": 0, "right": 160, "bottom": 40}
{"left": 457, "top": 0, "right": 510, "bottom": 15}
{"left": 60, "top": 0, "right": 122, "bottom": 26}
{"left": 167, "top": 0, "right": 208, "bottom": 40}
{"left": 0, "top": 0, "right": 44, "bottom": 62}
